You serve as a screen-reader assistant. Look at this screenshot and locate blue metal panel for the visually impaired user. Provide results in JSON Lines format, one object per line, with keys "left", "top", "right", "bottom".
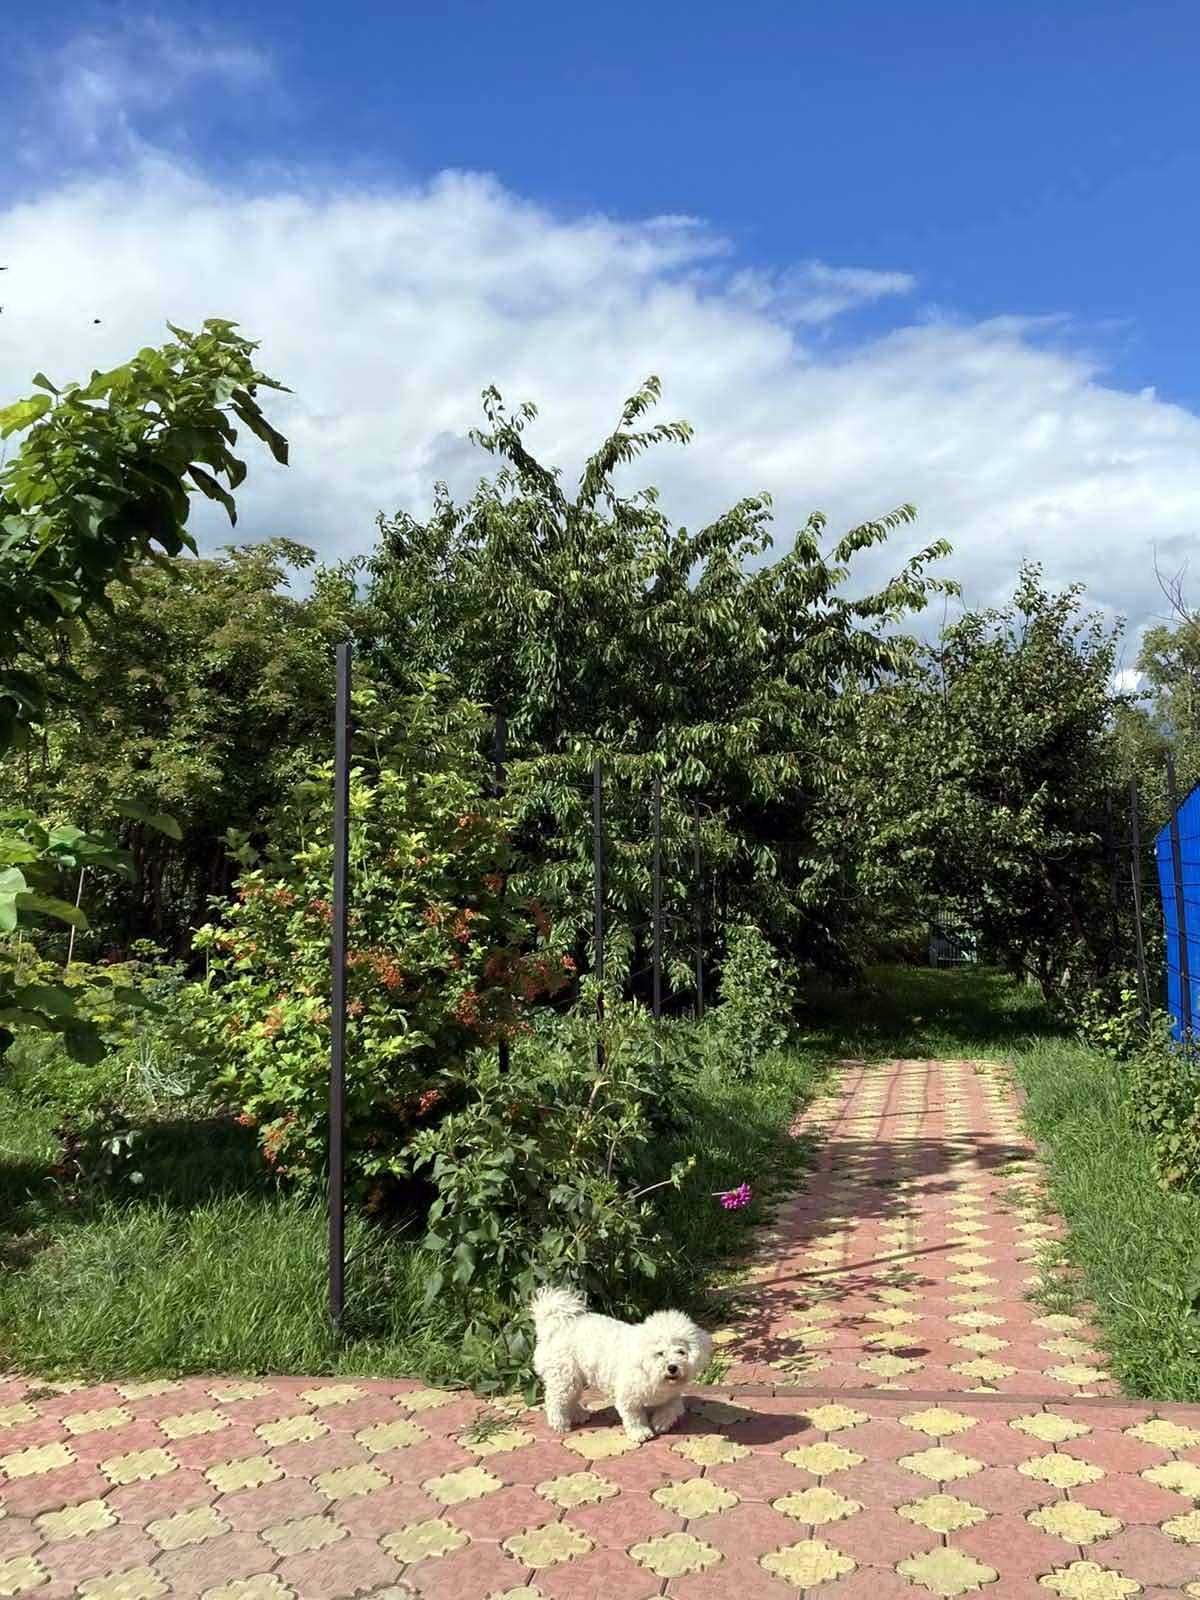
{"left": 1155, "top": 783, "right": 1200, "bottom": 1041}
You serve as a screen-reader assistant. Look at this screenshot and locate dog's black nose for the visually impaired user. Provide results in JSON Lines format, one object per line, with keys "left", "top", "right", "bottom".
{"left": 667, "top": 1363, "right": 680, "bottom": 1377}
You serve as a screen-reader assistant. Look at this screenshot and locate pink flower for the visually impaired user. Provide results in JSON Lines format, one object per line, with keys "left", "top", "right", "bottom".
{"left": 717, "top": 1183, "right": 752, "bottom": 1211}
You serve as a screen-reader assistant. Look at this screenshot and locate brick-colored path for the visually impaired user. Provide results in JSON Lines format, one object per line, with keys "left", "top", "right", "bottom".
{"left": 717, "top": 1059, "right": 1117, "bottom": 1396}
{"left": 4, "top": 1059, "right": 1200, "bottom": 1597}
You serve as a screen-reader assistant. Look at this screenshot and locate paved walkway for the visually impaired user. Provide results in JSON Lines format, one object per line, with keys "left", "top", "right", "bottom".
{"left": 4, "top": 1059, "right": 1200, "bottom": 1598}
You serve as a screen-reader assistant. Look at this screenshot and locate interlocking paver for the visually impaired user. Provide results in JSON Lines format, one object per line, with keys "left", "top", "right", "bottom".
{"left": 9, "top": 1060, "right": 1200, "bottom": 1595}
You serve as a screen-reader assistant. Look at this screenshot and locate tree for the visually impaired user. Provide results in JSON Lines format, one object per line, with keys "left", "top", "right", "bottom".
{"left": 0, "top": 320, "right": 289, "bottom": 1055}
{"left": 361, "top": 377, "right": 955, "bottom": 984}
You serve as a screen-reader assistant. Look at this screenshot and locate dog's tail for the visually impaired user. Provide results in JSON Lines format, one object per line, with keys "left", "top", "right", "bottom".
{"left": 530, "top": 1285, "right": 587, "bottom": 1338}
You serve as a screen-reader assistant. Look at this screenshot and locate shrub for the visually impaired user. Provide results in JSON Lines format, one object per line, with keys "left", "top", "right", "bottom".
{"left": 193, "top": 679, "right": 573, "bottom": 1196}
{"left": 409, "top": 993, "right": 696, "bottom": 1386}
{"left": 1074, "top": 981, "right": 1151, "bottom": 1061}
{"left": 1127, "top": 1021, "right": 1200, "bottom": 1190}
{"left": 710, "top": 921, "right": 796, "bottom": 1074}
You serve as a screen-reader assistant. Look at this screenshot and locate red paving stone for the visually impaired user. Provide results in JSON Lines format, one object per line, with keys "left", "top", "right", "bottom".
{"left": 5, "top": 1059, "right": 1200, "bottom": 1594}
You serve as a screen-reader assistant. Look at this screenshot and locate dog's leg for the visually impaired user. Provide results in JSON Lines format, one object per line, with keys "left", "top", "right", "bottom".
{"left": 542, "top": 1374, "right": 580, "bottom": 1434}
{"left": 650, "top": 1397, "right": 685, "bottom": 1435}
{"left": 615, "top": 1395, "right": 655, "bottom": 1444}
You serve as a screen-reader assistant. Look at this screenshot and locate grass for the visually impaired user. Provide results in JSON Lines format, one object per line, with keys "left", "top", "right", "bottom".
{"left": 0, "top": 1032, "right": 829, "bottom": 1388}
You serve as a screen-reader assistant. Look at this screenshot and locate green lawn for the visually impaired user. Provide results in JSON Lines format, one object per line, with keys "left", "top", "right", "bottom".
{"left": 0, "top": 1034, "right": 829, "bottom": 1388}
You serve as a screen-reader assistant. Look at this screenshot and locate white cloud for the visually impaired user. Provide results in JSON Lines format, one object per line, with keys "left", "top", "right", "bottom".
{"left": 1, "top": 106, "right": 1199, "bottom": 652}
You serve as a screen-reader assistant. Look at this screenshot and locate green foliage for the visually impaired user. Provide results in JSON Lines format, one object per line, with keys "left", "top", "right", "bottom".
{"left": 1127, "top": 1029, "right": 1200, "bottom": 1189}
{"left": 363, "top": 376, "right": 955, "bottom": 981}
{"left": 194, "top": 678, "right": 572, "bottom": 1194}
{"left": 1074, "top": 982, "right": 1156, "bottom": 1061}
{"left": 411, "top": 995, "right": 698, "bottom": 1386}
{"left": 0, "top": 319, "right": 288, "bottom": 753}
{"left": 709, "top": 921, "right": 796, "bottom": 1074}
{"left": 844, "top": 564, "right": 1130, "bottom": 996}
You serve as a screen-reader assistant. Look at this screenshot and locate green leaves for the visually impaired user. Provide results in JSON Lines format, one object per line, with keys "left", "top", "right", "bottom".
{"left": 0, "top": 394, "right": 52, "bottom": 438}
{"left": 113, "top": 799, "right": 183, "bottom": 841}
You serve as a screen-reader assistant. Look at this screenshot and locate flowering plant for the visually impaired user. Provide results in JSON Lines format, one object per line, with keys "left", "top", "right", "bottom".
{"left": 716, "top": 1182, "right": 753, "bottom": 1211}
{"left": 194, "top": 678, "right": 573, "bottom": 1193}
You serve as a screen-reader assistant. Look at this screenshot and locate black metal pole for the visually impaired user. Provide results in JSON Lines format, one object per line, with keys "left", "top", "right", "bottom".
{"left": 593, "top": 758, "right": 605, "bottom": 1071}
{"left": 693, "top": 800, "right": 704, "bottom": 1018}
{"left": 493, "top": 714, "right": 510, "bottom": 1076}
{"left": 1129, "top": 777, "right": 1151, "bottom": 1026}
{"left": 329, "top": 641, "right": 351, "bottom": 1333}
{"left": 652, "top": 774, "right": 663, "bottom": 1022}
{"left": 1166, "top": 753, "right": 1192, "bottom": 1043}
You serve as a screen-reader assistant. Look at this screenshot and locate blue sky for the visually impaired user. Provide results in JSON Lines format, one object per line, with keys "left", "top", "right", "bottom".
{"left": 3, "top": 1, "right": 1200, "bottom": 653}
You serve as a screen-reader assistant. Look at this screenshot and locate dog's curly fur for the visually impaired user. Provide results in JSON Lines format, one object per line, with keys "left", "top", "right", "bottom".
{"left": 531, "top": 1287, "right": 713, "bottom": 1443}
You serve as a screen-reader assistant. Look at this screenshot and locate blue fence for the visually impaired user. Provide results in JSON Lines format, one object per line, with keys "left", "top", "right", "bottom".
{"left": 1155, "top": 782, "right": 1200, "bottom": 1041}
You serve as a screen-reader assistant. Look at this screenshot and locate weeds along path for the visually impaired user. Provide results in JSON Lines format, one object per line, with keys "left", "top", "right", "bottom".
{"left": 717, "top": 1057, "right": 1118, "bottom": 1396}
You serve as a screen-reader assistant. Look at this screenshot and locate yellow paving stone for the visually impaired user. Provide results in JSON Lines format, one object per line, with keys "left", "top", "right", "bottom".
{"left": 900, "top": 1408, "right": 979, "bottom": 1438}
{"left": 314, "top": 1462, "right": 390, "bottom": 1500}
{"left": 382, "top": 1519, "right": 470, "bottom": 1562}
{"left": 489, "top": 1592, "right": 546, "bottom": 1600}
{"left": 760, "top": 1539, "right": 856, "bottom": 1588}
{"left": 1034, "top": 1314, "right": 1085, "bottom": 1333}
{"left": 710, "top": 1329, "right": 739, "bottom": 1346}
{"left": 1041, "top": 1337, "right": 1099, "bottom": 1361}
{"left": 1018, "top": 1453, "right": 1105, "bottom": 1489}
{"left": 465, "top": 1425, "right": 534, "bottom": 1456}
{"left": 1046, "top": 1365, "right": 1110, "bottom": 1387}
{"left": 206, "top": 1382, "right": 272, "bottom": 1403}
{"left": 898, "top": 1494, "right": 988, "bottom": 1534}
{"left": 205, "top": 1455, "right": 283, "bottom": 1493}
{"left": 536, "top": 1471, "right": 620, "bottom": 1508}
{"left": 262, "top": 1513, "right": 348, "bottom": 1555}
{"left": 504, "top": 1522, "right": 594, "bottom": 1570}
{"left": 898, "top": 1447, "right": 984, "bottom": 1484}
{"left": 62, "top": 1406, "right": 134, "bottom": 1435}
{"left": 1162, "top": 1509, "right": 1200, "bottom": 1544}
{"left": 255, "top": 1413, "right": 327, "bottom": 1447}
{"left": 656, "top": 1478, "right": 741, "bottom": 1518}
{"left": 947, "top": 1273, "right": 997, "bottom": 1289}
{"left": 690, "top": 1399, "right": 756, "bottom": 1425}
{"left": 1127, "top": 1417, "right": 1200, "bottom": 1450}
{"left": 0, "top": 1555, "right": 47, "bottom": 1594}
{"left": 148, "top": 1504, "right": 230, "bottom": 1550}
{"left": 783, "top": 1441, "right": 865, "bottom": 1475}
{"left": 548, "top": 1424, "right": 640, "bottom": 1463}
{"left": 948, "top": 1254, "right": 993, "bottom": 1269}
{"left": 878, "top": 1286, "right": 918, "bottom": 1302}
{"left": 424, "top": 1466, "right": 503, "bottom": 1505}
{"left": 951, "top": 1358, "right": 1017, "bottom": 1382}
{"left": 897, "top": 1546, "right": 998, "bottom": 1595}
{"left": 159, "top": 1409, "right": 230, "bottom": 1441}
{"left": 1143, "top": 1460, "right": 1200, "bottom": 1497}
{"left": 865, "top": 1329, "right": 920, "bottom": 1351}
{"left": 201, "top": 1578, "right": 296, "bottom": 1600}
{"left": 394, "top": 1387, "right": 457, "bottom": 1412}
{"left": 354, "top": 1418, "right": 428, "bottom": 1453}
{"left": 1010, "top": 1413, "right": 1092, "bottom": 1444}
{"left": 859, "top": 1354, "right": 924, "bottom": 1378}
{"left": 866, "top": 1307, "right": 919, "bottom": 1326}
{"left": 629, "top": 1531, "right": 722, "bottom": 1578}
{"left": 35, "top": 1498, "right": 117, "bottom": 1540}
{"left": 115, "top": 1380, "right": 180, "bottom": 1401}
{"left": 298, "top": 1384, "right": 365, "bottom": 1409}
{"left": 1038, "top": 1561, "right": 1141, "bottom": 1598}
{"left": 949, "top": 1311, "right": 1006, "bottom": 1328}
{"left": 773, "top": 1486, "right": 862, "bottom": 1525}
{"left": 0, "top": 1440, "right": 74, "bottom": 1477}
{"left": 791, "top": 1328, "right": 836, "bottom": 1347}
{"left": 672, "top": 1433, "right": 751, "bottom": 1466}
{"left": 953, "top": 1334, "right": 1010, "bottom": 1354}
{"left": 100, "top": 1446, "right": 178, "bottom": 1485}
{"left": 1030, "top": 1502, "right": 1122, "bottom": 1545}
{"left": 803, "top": 1404, "right": 869, "bottom": 1432}
{"left": 0, "top": 1404, "right": 39, "bottom": 1430}
{"left": 78, "top": 1568, "right": 168, "bottom": 1599}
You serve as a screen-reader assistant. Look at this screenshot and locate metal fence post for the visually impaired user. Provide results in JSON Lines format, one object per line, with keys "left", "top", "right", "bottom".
{"left": 493, "top": 714, "right": 510, "bottom": 1076}
{"left": 593, "top": 757, "right": 605, "bottom": 1072}
{"left": 693, "top": 800, "right": 704, "bottom": 1018}
{"left": 329, "top": 641, "right": 352, "bottom": 1334}
{"left": 1129, "top": 777, "right": 1151, "bottom": 1026}
{"left": 1166, "top": 753, "right": 1192, "bottom": 1044}
{"left": 652, "top": 774, "right": 663, "bottom": 1022}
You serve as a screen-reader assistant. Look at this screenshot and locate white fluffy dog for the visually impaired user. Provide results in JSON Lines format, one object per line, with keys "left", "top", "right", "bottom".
{"left": 531, "top": 1287, "right": 713, "bottom": 1444}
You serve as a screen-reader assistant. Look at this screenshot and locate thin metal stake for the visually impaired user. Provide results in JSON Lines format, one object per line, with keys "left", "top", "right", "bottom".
{"left": 593, "top": 758, "right": 605, "bottom": 1072}
{"left": 1166, "top": 753, "right": 1192, "bottom": 1044}
{"left": 652, "top": 774, "right": 663, "bottom": 1022}
{"left": 329, "top": 641, "right": 352, "bottom": 1333}
{"left": 1129, "top": 778, "right": 1151, "bottom": 1026}
{"left": 693, "top": 800, "right": 704, "bottom": 1018}
{"left": 493, "top": 714, "right": 510, "bottom": 1076}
